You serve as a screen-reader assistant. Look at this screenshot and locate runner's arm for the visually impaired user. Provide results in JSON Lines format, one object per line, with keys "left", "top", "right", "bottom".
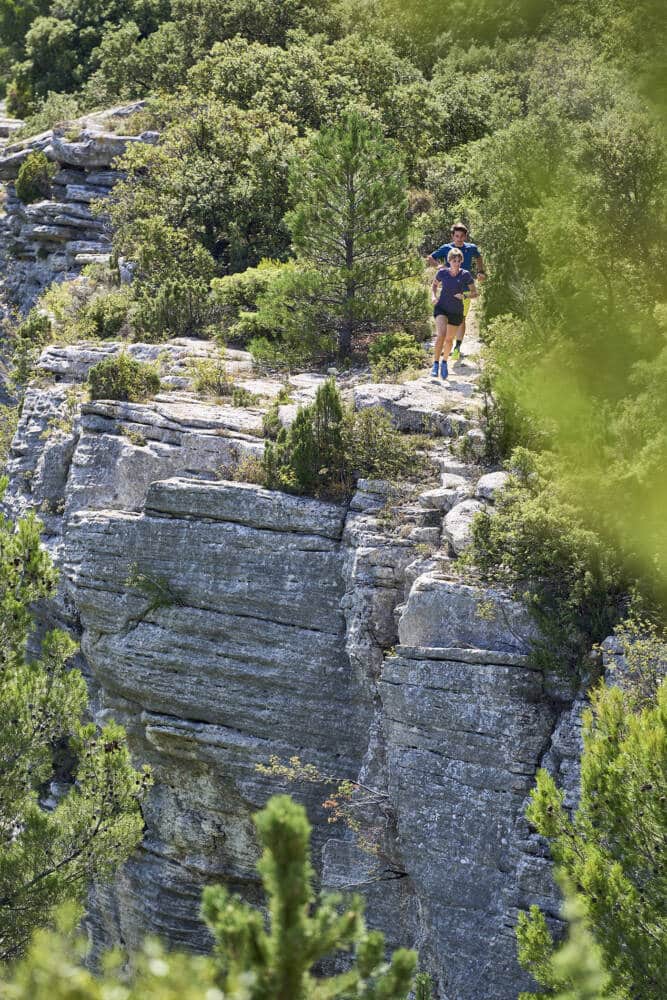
{"left": 475, "top": 252, "right": 487, "bottom": 280}
{"left": 430, "top": 276, "right": 441, "bottom": 303}
{"left": 467, "top": 279, "right": 478, "bottom": 299}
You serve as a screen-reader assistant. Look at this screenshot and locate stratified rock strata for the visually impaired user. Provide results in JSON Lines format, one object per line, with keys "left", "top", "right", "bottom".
{"left": 1, "top": 334, "right": 583, "bottom": 999}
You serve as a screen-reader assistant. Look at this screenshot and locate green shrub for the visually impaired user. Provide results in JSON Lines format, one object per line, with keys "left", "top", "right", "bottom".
{"left": 10, "top": 309, "right": 52, "bottom": 384}
{"left": 210, "top": 260, "right": 283, "bottom": 343}
{"left": 187, "top": 353, "right": 233, "bottom": 396}
{"left": 369, "top": 331, "right": 425, "bottom": 380}
{"left": 248, "top": 334, "right": 315, "bottom": 370}
{"left": 229, "top": 308, "right": 276, "bottom": 345}
{"left": 87, "top": 352, "right": 160, "bottom": 402}
{"left": 0, "top": 406, "right": 19, "bottom": 467}
{"left": 132, "top": 277, "right": 218, "bottom": 341}
{"left": 344, "top": 406, "right": 425, "bottom": 482}
{"left": 231, "top": 385, "right": 260, "bottom": 406}
{"left": 13, "top": 91, "right": 81, "bottom": 140}
{"left": 15, "top": 151, "right": 57, "bottom": 204}
{"left": 77, "top": 289, "right": 131, "bottom": 340}
{"left": 263, "top": 380, "right": 426, "bottom": 498}
{"left": 466, "top": 447, "right": 627, "bottom": 676}
{"left": 264, "top": 379, "right": 346, "bottom": 496}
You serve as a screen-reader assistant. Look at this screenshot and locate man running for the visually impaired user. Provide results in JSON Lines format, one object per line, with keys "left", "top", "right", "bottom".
{"left": 430, "top": 247, "right": 478, "bottom": 380}
{"left": 427, "top": 222, "right": 486, "bottom": 360}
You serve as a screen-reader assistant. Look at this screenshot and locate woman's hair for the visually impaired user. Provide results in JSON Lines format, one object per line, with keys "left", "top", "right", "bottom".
{"left": 447, "top": 248, "right": 464, "bottom": 261}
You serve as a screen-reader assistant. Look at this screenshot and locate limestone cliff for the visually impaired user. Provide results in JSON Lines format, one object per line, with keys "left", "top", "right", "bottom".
{"left": 1, "top": 331, "right": 584, "bottom": 999}
{"left": 0, "top": 103, "right": 155, "bottom": 310}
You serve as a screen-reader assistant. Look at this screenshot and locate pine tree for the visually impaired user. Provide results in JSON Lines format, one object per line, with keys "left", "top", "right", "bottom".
{"left": 517, "top": 675, "right": 667, "bottom": 999}
{"left": 0, "top": 795, "right": 421, "bottom": 999}
{"left": 261, "top": 379, "right": 347, "bottom": 496}
{"left": 0, "top": 482, "right": 150, "bottom": 961}
{"left": 202, "top": 794, "right": 418, "bottom": 999}
{"left": 286, "top": 110, "right": 415, "bottom": 357}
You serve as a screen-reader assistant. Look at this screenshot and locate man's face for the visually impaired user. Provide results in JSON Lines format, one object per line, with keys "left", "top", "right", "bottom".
{"left": 452, "top": 229, "right": 466, "bottom": 245}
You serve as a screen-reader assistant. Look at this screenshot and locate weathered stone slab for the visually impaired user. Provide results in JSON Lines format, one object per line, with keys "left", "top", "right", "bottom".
{"left": 398, "top": 575, "right": 539, "bottom": 655}
{"left": 145, "top": 478, "right": 346, "bottom": 539}
{"left": 476, "top": 470, "right": 511, "bottom": 500}
{"left": 443, "top": 498, "right": 485, "bottom": 554}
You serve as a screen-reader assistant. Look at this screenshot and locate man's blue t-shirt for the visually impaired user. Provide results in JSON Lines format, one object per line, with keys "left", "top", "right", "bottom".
{"left": 435, "top": 267, "right": 474, "bottom": 312}
{"left": 432, "top": 241, "right": 481, "bottom": 271}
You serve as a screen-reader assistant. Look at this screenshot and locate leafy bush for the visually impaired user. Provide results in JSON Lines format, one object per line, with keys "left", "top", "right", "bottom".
{"left": 263, "top": 379, "right": 346, "bottom": 496}
{"left": 210, "top": 260, "right": 283, "bottom": 328}
{"left": 344, "top": 406, "right": 425, "bottom": 482}
{"left": 15, "top": 151, "right": 57, "bottom": 204}
{"left": 112, "top": 218, "right": 216, "bottom": 288}
{"left": 13, "top": 90, "right": 81, "bottom": 139}
{"left": 87, "top": 352, "right": 160, "bottom": 402}
{"left": 132, "top": 278, "right": 218, "bottom": 341}
{"left": 248, "top": 264, "right": 332, "bottom": 365}
{"left": 466, "top": 447, "right": 627, "bottom": 676}
{"left": 517, "top": 674, "right": 667, "bottom": 1000}
{"left": 187, "top": 353, "right": 233, "bottom": 397}
{"left": 369, "top": 331, "right": 425, "bottom": 380}
{"left": 77, "top": 289, "right": 131, "bottom": 340}
{"left": 10, "top": 308, "right": 52, "bottom": 384}
{"left": 263, "top": 379, "right": 425, "bottom": 498}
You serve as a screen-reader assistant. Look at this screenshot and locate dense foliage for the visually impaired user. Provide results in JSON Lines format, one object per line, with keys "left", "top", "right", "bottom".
{"left": 87, "top": 351, "right": 160, "bottom": 401}
{"left": 0, "top": 795, "right": 426, "bottom": 999}
{"left": 263, "top": 379, "right": 425, "bottom": 498}
{"left": 517, "top": 655, "right": 667, "bottom": 999}
{"left": 466, "top": 448, "right": 627, "bottom": 676}
{"left": 14, "top": 150, "right": 55, "bottom": 204}
{"left": 0, "top": 487, "right": 149, "bottom": 961}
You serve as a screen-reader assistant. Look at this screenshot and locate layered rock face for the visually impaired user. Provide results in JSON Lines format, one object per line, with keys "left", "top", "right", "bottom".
{"left": 0, "top": 103, "right": 155, "bottom": 309}
{"left": 2, "top": 336, "right": 583, "bottom": 999}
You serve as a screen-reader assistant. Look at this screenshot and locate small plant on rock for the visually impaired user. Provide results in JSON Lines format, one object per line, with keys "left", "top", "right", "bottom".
{"left": 10, "top": 309, "right": 52, "bottom": 385}
{"left": 15, "top": 151, "right": 57, "bottom": 204}
{"left": 187, "top": 352, "right": 233, "bottom": 397}
{"left": 263, "top": 381, "right": 428, "bottom": 499}
{"left": 263, "top": 378, "right": 346, "bottom": 496}
{"left": 87, "top": 352, "right": 160, "bottom": 402}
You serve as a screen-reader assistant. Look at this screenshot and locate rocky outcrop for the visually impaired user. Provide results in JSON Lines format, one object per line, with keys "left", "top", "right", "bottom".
{"left": 0, "top": 103, "right": 155, "bottom": 309}
{"left": 1, "top": 328, "right": 584, "bottom": 998}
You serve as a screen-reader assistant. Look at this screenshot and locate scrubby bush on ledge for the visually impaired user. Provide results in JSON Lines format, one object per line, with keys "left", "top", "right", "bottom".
{"left": 15, "top": 151, "right": 57, "bottom": 204}
{"left": 263, "top": 379, "right": 425, "bottom": 498}
{"left": 465, "top": 447, "right": 627, "bottom": 677}
{"left": 87, "top": 352, "right": 160, "bottom": 402}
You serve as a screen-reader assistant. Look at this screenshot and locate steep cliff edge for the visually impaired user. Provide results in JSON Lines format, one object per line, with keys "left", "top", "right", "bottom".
{"left": 2, "top": 331, "right": 582, "bottom": 998}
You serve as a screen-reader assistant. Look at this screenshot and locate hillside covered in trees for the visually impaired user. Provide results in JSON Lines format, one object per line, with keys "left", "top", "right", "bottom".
{"left": 0, "top": 0, "right": 665, "bottom": 998}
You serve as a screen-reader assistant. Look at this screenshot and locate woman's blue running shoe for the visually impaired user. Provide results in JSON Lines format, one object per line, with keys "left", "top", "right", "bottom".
{"left": 430, "top": 361, "right": 439, "bottom": 377}
{"left": 440, "top": 360, "right": 448, "bottom": 379}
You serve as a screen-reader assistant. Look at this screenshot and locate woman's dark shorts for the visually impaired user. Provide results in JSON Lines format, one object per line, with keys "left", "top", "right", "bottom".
{"left": 434, "top": 305, "right": 464, "bottom": 326}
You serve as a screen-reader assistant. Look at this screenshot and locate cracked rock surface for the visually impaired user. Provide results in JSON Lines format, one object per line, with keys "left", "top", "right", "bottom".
{"left": 0, "top": 318, "right": 585, "bottom": 998}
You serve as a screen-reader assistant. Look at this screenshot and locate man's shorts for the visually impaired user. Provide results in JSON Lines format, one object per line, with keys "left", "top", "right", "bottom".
{"left": 434, "top": 305, "right": 464, "bottom": 327}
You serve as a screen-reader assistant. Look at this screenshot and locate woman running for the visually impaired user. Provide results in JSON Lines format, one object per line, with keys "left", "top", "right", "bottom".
{"left": 430, "top": 247, "right": 478, "bottom": 380}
